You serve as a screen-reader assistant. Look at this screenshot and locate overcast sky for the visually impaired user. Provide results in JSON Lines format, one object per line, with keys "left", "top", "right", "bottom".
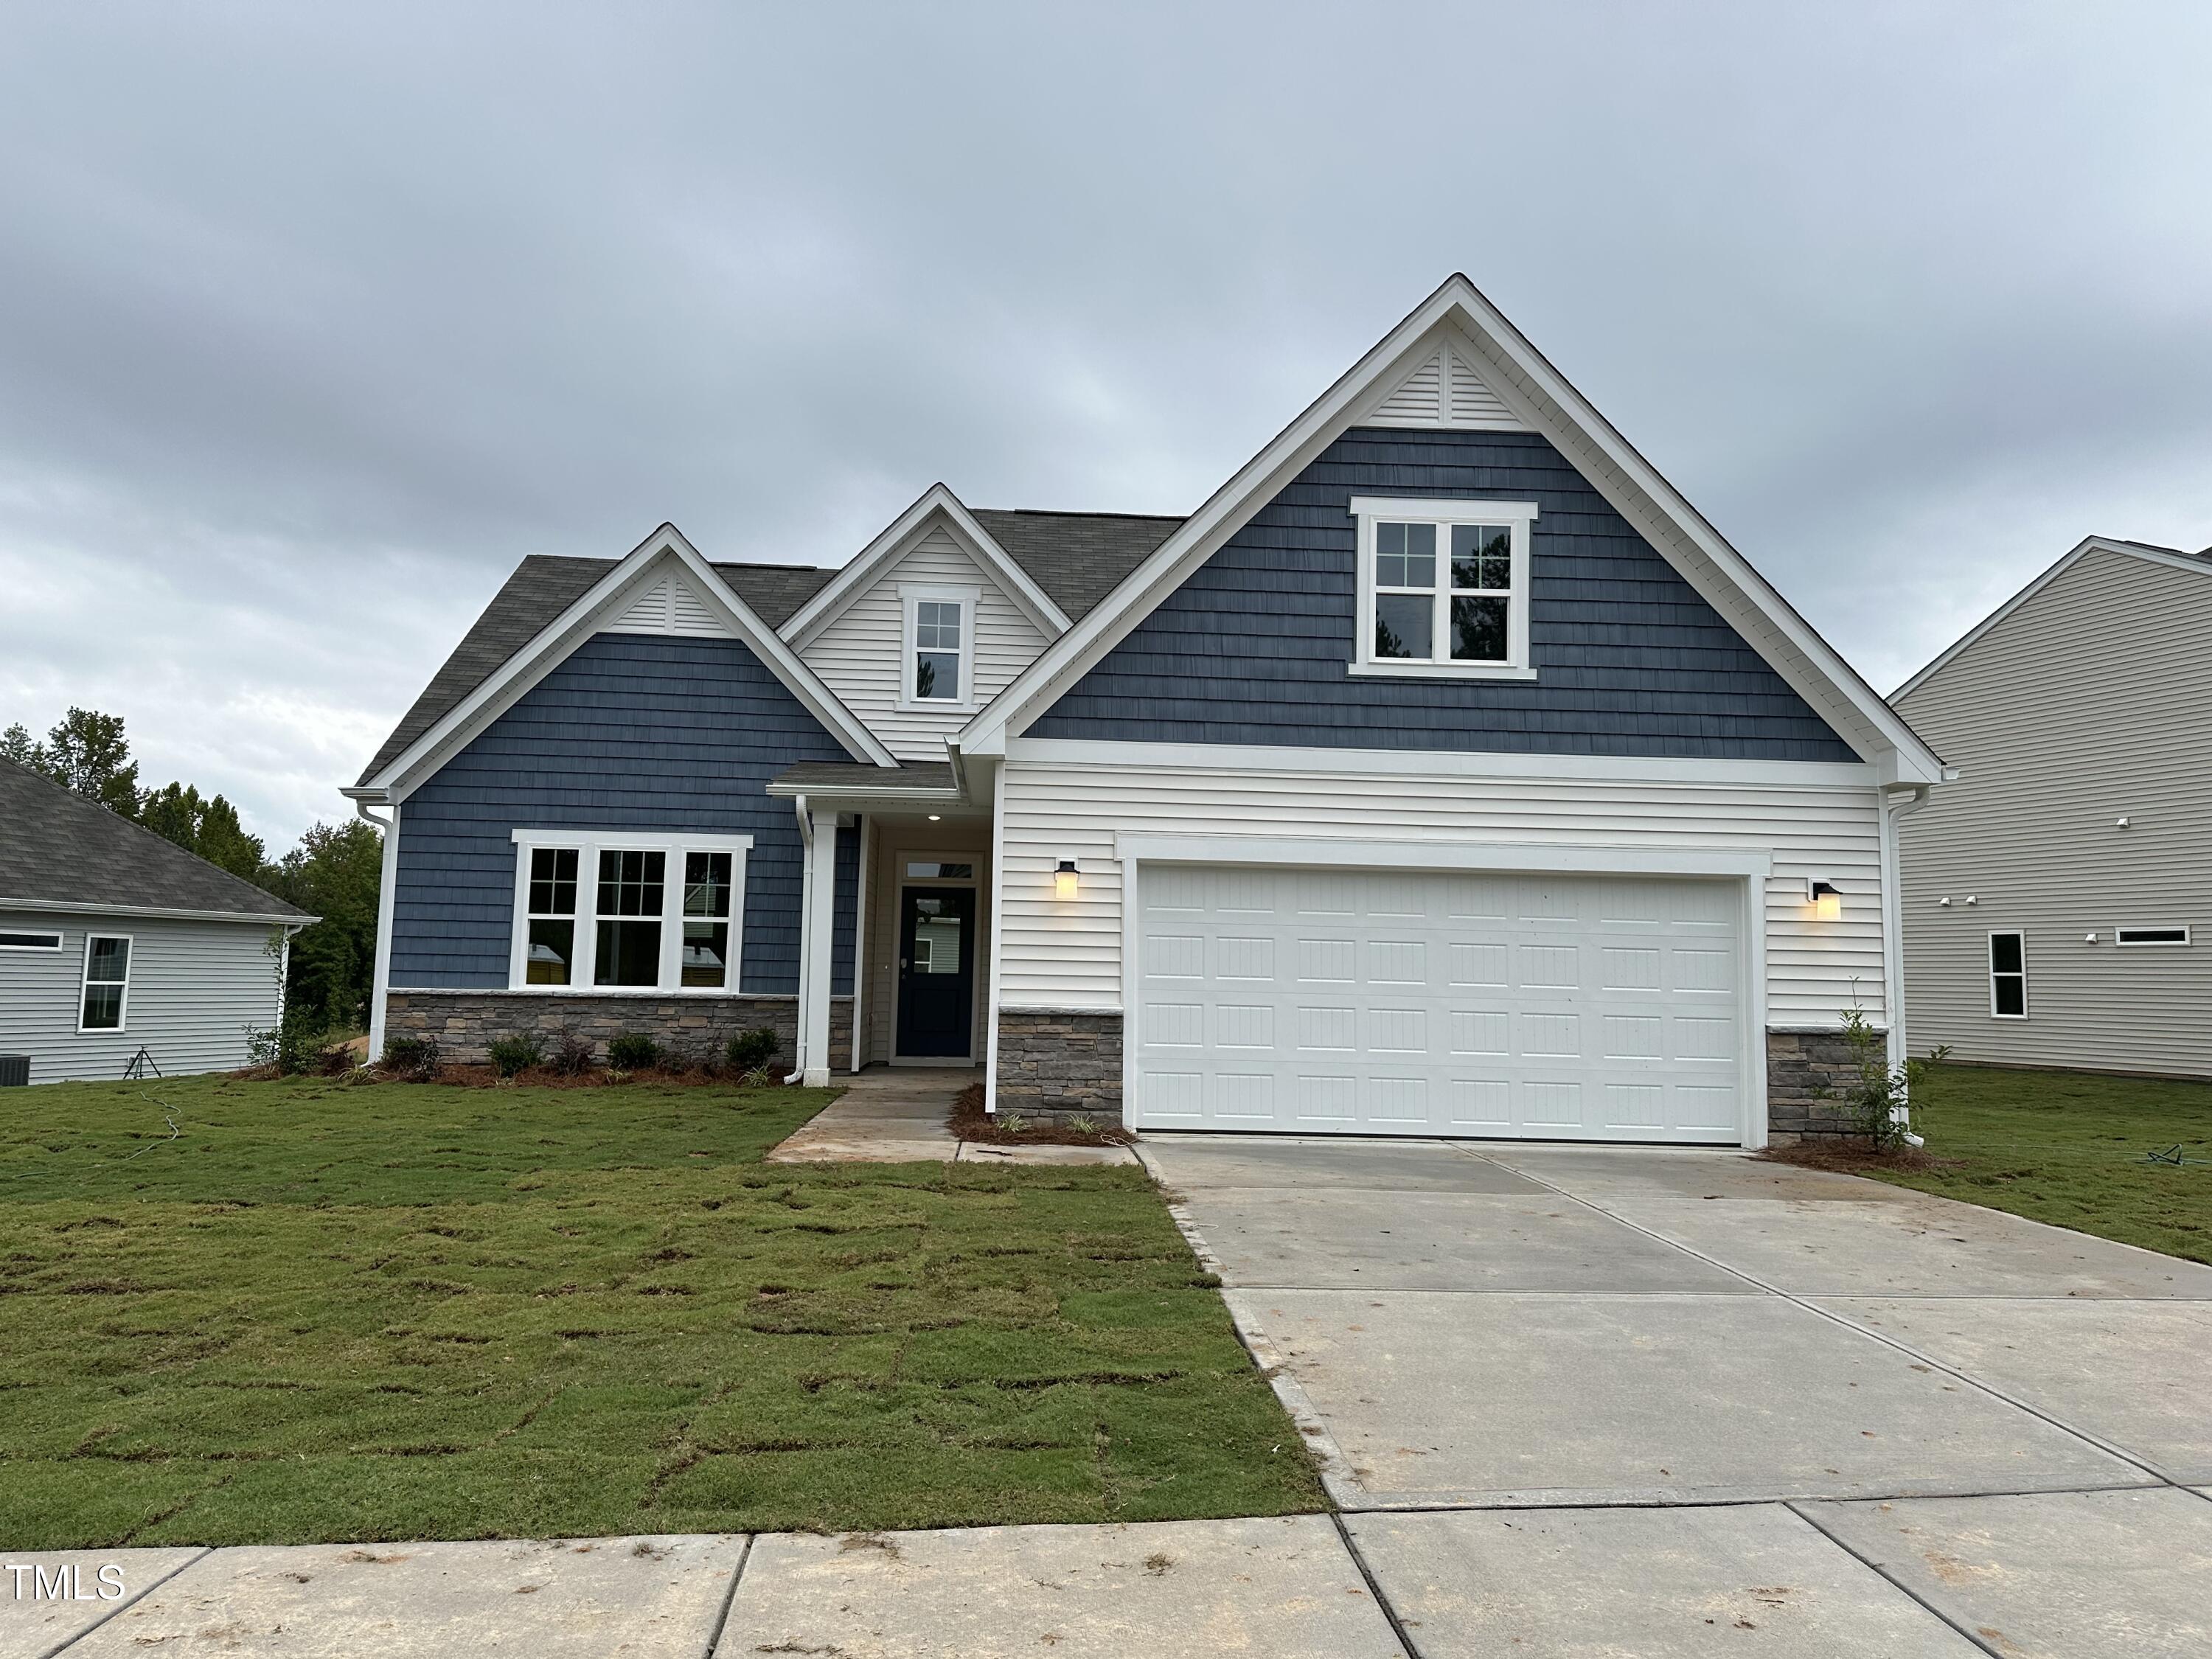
{"left": 3, "top": 3, "right": 2208, "bottom": 846}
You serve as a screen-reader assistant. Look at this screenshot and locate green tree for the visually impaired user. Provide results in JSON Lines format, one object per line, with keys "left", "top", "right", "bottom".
{"left": 24, "top": 707, "right": 142, "bottom": 815}
{"left": 139, "top": 781, "right": 269, "bottom": 883}
{"left": 1, "top": 723, "right": 35, "bottom": 768}
{"left": 265, "top": 818, "right": 383, "bottom": 1034}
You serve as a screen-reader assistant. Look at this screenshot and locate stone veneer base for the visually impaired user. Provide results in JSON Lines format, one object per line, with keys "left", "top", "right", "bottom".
{"left": 993, "top": 1009, "right": 1124, "bottom": 1126}
{"left": 383, "top": 990, "right": 851, "bottom": 1070}
{"left": 988, "top": 1018, "right": 1872, "bottom": 1142}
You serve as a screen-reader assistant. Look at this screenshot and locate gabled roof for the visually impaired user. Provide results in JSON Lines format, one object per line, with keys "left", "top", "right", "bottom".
{"left": 353, "top": 525, "right": 897, "bottom": 797}
{"left": 0, "top": 759, "right": 312, "bottom": 923}
{"left": 360, "top": 510, "right": 1181, "bottom": 789}
{"left": 780, "top": 485, "right": 1071, "bottom": 648}
{"left": 956, "top": 274, "right": 1950, "bottom": 787}
{"left": 967, "top": 509, "right": 1183, "bottom": 620}
{"left": 1893, "top": 535, "right": 2212, "bottom": 704}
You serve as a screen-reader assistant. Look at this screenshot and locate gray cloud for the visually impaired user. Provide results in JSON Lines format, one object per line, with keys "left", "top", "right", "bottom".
{"left": 2, "top": 1, "right": 2208, "bottom": 838}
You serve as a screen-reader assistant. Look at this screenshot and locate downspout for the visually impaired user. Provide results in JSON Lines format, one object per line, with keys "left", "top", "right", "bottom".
{"left": 1880, "top": 783, "right": 1933, "bottom": 1147}
{"left": 785, "top": 793, "right": 812, "bottom": 1085}
{"left": 355, "top": 795, "right": 399, "bottom": 1061}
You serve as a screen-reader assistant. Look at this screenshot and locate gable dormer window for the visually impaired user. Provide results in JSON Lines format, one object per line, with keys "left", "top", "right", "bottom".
{"left": 1349, "top": 497, "right": 1539, "bottom": 680}
{"left": 899, "top": 582, "right": 980, "bottom": 710}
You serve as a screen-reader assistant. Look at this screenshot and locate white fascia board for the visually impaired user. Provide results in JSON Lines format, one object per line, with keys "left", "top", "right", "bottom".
{"left": 1109, "top": 832, "right": 1775, "bottom": 880}
{"left": 0, "top": 897, "right": 319, "bottom": 926}
{"left": 1004, "top": 737, "right": 1879, "bottom": 790}
{"left": 960, "top": 274, "right": 1947, "bottom": 787}
{"left": 781, "top": 484, "right": 1070, "bottom": 650}
{"left": 366, "top": 525, "right": 897, "bottom": 798}
{"left": 1891, "top": 537, "right": 2212, "bottom": 705}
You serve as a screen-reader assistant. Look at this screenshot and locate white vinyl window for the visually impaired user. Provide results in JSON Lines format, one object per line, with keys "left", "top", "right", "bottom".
{"left": 79, "top": 934, "right": 132, "bottom": 1032}
{"left": 1349, "top": 496, "right": 1539, "bottom": 679}
{"left": 1989, "top": 931, "right": 2027, "bottom": 1019}
{"left": 899, "top": 583, "right": 980, "bottom": 709}
{"left": 2115, "top": 925, "right": 2191, "bottom": 947}
{"left": 0, "top": 929, "right": 63, "bottom": 950}
{"left": 509, "top": 831, "right": 751, "bottom": 993}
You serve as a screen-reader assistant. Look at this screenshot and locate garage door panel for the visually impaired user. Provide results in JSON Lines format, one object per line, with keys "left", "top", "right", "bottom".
{"left": 1132, "top": 864, "right": 1745, "bottom": 1144}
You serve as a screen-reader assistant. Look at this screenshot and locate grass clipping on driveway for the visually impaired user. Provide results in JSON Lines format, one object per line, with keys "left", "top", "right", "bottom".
{"left": 0, "top": 1076, "right": 1321, "bottom": 1549}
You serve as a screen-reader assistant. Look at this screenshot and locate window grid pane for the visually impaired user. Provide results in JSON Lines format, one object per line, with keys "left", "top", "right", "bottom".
{"left": 1450, "top": 524, "right": 1512, "bottom": 592}
{"left": 1374, "top": 594, "right": 1433, "bottom": 660}
{"left": 1374, "top": 521, "right": 1436, "bottom": 590}
{"left": 684, "top": 852, "right": 732, "bottom": 919}
{"left": 597, "top": 849, "right": 664, "bottom": 917}
{"left": 915, "top": 650, "right": 959, "bottom": 700}
{"left": 86, "top": 938, "right": 130, "bottom": 984}
{"left": 529, "top": 846, "right": 577, "bottom": 917}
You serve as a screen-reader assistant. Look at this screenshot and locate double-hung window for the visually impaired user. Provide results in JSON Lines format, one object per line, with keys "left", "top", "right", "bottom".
{"left": 80, "top": 935, "right": 131, "bottom": 1032}
{"left": 900, "top": 584, "right": 979, "bottom": 709}
{"left": 1349, "top": 497, "right": 1538, "bottom": 678}
{"left": 510, "top": 832, "right": 751, "bottom": 992}
{"left": 1989, "top": 931, "right": 2027, "bottom": 1019}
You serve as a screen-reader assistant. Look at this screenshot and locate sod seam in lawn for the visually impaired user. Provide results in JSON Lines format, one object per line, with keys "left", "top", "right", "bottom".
{"left": 1863, "top": 1062, "right": 2212, "bottom": 1264}
{"left": 0, "top": 1076, "right": 1324, "bottom": 1548}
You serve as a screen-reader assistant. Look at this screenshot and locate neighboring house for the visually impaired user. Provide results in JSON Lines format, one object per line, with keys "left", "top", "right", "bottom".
{"left": 349, "top": 275, "right": 1947, "bottom": 1145}
{"left": 1894, "top": 535, "right": 2212, "bottom": 1078}
{"left": 0, "top": 759, "right": 315, "bottom": 1083}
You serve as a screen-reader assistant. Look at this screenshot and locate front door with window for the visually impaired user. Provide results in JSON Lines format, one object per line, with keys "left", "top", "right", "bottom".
{"left": 896, "top": 886, "right": 975, "bottom": 1057}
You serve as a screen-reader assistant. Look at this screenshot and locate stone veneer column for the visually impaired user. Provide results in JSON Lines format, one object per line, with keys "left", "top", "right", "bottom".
{"left": 993, "top": 1010, "right": 1124, "bottom": 1125}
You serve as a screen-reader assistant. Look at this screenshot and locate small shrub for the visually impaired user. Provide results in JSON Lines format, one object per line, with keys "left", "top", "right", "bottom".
{"left": 998, "top": 1110, "right": 1030, "bottom": 1135}
{"left": 1827, "top": 999, "right": 1950, "bottom": 1150}
{"left": 315, "top": 1040, "right": 358, "bottom": 1077}
{"left": 381, "top": 1034, "right": 441, "bottom": 1079}
{"left": 726, "top": 1027, "right": 780, "bottom": 1074}
{"left": 607, "top": 1032, "right": 659, "bottom": 1071}
{"left": 547, "top": 1030, "right": 595, "bottom": 1077}
{"left": 487, "top": 1034, "right": 543, "bottom": 1078}
{"left": 246, "top": 1015, "right": 324, "bottom": 1077}
{"left": 740, "top": 1064, "right": 782, "bottom": 1088}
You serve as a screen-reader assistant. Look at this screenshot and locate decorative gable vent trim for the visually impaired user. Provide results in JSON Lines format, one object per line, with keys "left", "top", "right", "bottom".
{"left": 1366, "top": 340, "right": 1525, "bottom": 431}
{"left": 606, "top": 574, "right": 734, "bottom": 638}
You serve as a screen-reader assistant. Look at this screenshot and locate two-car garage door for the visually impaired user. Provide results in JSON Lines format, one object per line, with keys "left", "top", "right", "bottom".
{"left": 1129, "top": 863, "right": 1747, "bottom": 1143}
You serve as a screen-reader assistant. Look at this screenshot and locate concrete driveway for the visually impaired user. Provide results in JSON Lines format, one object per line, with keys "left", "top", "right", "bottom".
{"left": 1143, "top": 1134, "right": 2212, "bottom": 1656}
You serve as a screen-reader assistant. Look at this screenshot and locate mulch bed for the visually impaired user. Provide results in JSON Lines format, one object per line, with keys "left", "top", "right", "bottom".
{"left": 233, "top": 1060, "right": 787, "bottom": 1090}
{"left": 948, "top": 1083, "right": 1135, "bottom": 1147}
{"left": 1758, "top": 1140, "right": 1967, "bottom": 1177}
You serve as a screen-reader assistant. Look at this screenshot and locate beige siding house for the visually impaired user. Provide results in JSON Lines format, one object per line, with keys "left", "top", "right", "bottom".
{"left": 1894, "top": 537, "right": 2212, "bottom": 1077}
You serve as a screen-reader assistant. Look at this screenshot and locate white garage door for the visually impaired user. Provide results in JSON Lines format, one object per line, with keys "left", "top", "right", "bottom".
{"left": 1130, "top": 863, "right": 1746, "bottom": 1143}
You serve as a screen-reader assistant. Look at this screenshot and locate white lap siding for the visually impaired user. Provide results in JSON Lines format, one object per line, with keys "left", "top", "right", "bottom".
{"left": 992, "top": 754, "right": 1886, "bottom": 1030}
{"left": 0, "top": 911, "right": 287, "bottom": 1084}
{"left": 799, "top": 526, "right": 1051, "bottom": 762}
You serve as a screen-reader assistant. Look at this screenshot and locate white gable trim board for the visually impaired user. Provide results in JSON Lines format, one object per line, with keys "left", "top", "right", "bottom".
{"left": 358, "top": 526, "right": 897, "bottom": 799}
{"left": 780, "top": 485, "right": 1069, "bottom": 650}
{"left": 956, "top": 276, "right": 1945, "bottom": 786}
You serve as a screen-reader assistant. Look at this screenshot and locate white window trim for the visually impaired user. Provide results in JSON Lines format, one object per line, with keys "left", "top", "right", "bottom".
{"left": 897, "top": 581, "right": 982, "bottom": 712}
{"left": 1989, "top": 929, "right": 2028, "bottom": 1020}
{"left": 0, "top": 929, "right": 63, "bottom": 951}
{"left": 1347, "top": 495, "right": 1540, "bottom": 681}
{"left": 507, "top": 830, "right": 754, "bottom": 995}
{"left": 78, "top": 933, "right": 132, "bottom": 1034}
{"left": 2114, "top": 925, "right": 2191, "bottom": 947}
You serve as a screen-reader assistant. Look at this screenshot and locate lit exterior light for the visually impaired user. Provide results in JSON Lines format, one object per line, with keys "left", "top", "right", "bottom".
{"left": 926, "top": 813, "right": 941, "bottom": 821}
{"left": 1054, "top": 859, "right": 1079, "bottom": 900}
{"left": 1809, "top": 880, "right": 1842, "bottom": 922}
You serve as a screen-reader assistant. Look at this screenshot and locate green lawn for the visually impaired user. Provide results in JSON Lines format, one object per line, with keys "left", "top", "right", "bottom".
{"left": 1868, "top": 1063, "right": 2212, "bottom": 1263}
{"left": 0, "top": 1075, "right": 1320, "bottom": 1549}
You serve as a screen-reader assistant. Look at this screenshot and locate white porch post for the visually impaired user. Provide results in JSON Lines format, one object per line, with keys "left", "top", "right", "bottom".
{"left": 799, "top": 805, "right": 840, "bottom": 1086}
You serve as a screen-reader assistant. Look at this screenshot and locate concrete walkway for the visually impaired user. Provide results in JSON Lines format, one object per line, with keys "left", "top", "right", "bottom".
{"left": 764, "top": 1067, "right": 1135, "bottom": 1166}
{"left": 1141, "top": 1133, "right": 2212, "bottom": 1656}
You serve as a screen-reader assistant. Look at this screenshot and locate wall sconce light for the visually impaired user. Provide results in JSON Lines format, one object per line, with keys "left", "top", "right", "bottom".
{"left": 1054, "top": 859, "right": 1079, "bottom": 900}
{"left": 926, "top": 813, "right": 942, "bottom": 822}
{"left": 1808, "top": 880, "right": 1842, "bottom": 921}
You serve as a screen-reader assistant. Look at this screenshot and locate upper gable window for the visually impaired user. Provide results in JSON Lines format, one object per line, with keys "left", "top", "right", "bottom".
{"left": 1349, "top": 497, "right": 1539, "bottom": 680}
{"left": 900, "top": 583, "right": 980, "bottom": 710}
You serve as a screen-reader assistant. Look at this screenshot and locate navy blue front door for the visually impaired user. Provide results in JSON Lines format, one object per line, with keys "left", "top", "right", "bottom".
{"left": 896, "top": 887, "right": 975, "bottom": 1057}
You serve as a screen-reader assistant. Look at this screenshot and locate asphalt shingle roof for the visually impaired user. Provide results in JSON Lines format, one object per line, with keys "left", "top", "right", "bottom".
{"left": 0, "top": 759, "right": 311, "bottom": 919}
{"left": 357, "top": 512, "right": 1184, "bottom": 787}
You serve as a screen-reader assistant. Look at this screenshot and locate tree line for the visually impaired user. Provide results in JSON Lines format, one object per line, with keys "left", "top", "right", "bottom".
{"left": 4, "top": 708, "right": 380, "bottom": 1036}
